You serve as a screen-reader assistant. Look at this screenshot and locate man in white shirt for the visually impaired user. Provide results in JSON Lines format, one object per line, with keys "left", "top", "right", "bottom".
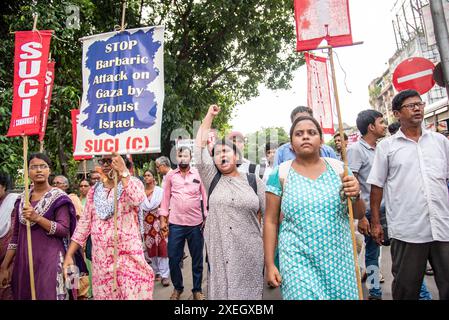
{"left": 368, "top": 89, "right": 449, "bottom": 300}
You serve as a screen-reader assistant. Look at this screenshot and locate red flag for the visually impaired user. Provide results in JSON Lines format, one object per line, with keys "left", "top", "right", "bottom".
{"left": 71, "top": 109, "right": 92, "bottom": 161}
{"left": 305, "top": 53, "right": 334, "bottom": 135}
{"left": 294, "top": 0, "right": 353, "bottom": 52}
{"left": 7, "top": 30, "right": 52, "bottom": 137}
{"left": 38, "top": 61, "right": 55, "bottom": 141}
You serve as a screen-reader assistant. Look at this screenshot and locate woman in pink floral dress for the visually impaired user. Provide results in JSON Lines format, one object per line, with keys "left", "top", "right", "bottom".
{"left": 63, "top": 154, "right": 154, "bottom": 300}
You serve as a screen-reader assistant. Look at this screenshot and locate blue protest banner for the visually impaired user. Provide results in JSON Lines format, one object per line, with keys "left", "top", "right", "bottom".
{"left": 74, "top": 26, "right": 164, "bottom": 156}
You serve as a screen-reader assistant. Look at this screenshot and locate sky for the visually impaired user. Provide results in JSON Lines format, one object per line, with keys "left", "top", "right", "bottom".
{"left": 230, "top": 0, "right": 398, "bottom": 137}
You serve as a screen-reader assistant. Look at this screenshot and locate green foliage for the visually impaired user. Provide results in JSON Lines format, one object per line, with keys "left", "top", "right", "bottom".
{"left": 0, "top": 0, "right": 303, "bottom": 184}
{"left": 244, "top": 127, "right": 289, "bottom": 164}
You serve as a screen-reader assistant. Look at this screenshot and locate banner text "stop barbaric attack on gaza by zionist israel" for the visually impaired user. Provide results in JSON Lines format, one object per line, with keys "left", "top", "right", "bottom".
{"left": 74, "top": 26, "right": 164, "bottom": 156}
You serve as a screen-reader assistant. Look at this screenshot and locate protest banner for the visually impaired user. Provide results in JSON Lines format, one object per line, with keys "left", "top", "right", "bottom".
{"left": 294, "top": 0, "right": 353, "bottom": 51}
{"left": 7, "top": 30, "right": 52, "bottom": 137}
{"left": 74, "top": 26, "right": 165, "bottom": 156}
{"left": 38, "top": 60, "right": 55, "bottom": 151}
{"left": 305, "top": 53, "right": 334, "bottom": 135}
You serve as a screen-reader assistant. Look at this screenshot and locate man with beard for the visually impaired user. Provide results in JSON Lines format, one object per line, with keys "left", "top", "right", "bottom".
{"left": 159, "top": 147, "right": 207, "bottom": 300}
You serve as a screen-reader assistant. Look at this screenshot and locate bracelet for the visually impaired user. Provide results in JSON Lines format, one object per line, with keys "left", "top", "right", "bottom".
{"left": 47, "top": 221, "right": 57, "bottom": 235}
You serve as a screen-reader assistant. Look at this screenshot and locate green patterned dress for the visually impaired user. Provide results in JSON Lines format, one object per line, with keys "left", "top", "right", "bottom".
{"left": 266, "top": 162, "right": 358, "bottom": 300}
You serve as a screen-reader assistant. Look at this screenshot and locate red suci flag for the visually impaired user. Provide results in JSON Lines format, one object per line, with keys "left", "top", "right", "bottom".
{"left": 38, "top": 61, "right": 55, "bottom": 141}
{"left": 7, "top": 30, "right": 52, "bottom": 137}
{"left": 71, "top": 109, "right": 92, "bottom": 161}
{"left": 294, "top": 0, "right": 353, "bottom": 52}
{"left": 305, "top": 53, "right": 334, "bottom": 135}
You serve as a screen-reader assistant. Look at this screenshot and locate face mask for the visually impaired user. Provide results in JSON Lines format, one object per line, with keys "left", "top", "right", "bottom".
{"left": 179, "top": 163, "right": 189, "bottom": 169}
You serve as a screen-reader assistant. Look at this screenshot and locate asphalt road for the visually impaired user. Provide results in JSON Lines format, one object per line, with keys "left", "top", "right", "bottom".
{"left": 153, "top": 244, "right": 440, "bottom": 300}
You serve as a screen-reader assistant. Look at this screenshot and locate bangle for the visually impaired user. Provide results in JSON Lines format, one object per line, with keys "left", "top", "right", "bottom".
{"left": 47, "top": 221, "right": 57, "bottom": 235}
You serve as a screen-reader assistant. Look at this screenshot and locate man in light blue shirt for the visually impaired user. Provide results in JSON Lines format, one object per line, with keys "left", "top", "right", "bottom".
{"left": 274, "top": 106, "right": 337, "bottom": 167}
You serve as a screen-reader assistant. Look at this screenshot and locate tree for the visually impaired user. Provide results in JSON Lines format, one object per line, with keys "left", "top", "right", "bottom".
{"left": 0, "top": 0, "right": 304, "bottom": 183}
{"left": 244, "top": 127, "right": 290, "bottom": 164}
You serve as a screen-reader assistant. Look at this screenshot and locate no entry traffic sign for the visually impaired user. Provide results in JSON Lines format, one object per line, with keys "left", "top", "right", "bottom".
{"left": 392, "top": 57, "right": 435, "bottom": 94}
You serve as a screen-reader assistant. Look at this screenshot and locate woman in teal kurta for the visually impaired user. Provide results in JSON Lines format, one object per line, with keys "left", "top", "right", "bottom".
{"left": 263, "top": 116, "right": 366, "bottom": 300}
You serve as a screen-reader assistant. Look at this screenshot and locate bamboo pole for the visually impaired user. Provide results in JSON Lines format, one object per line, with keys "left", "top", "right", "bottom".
{"left": 120, "top": 1, "right": 127, "bottom": 32}
{"left": 39, "top": 140, "right": 44, "bottom": 153}
{"left": 111, "top": 1, "right": 127, "bottom": 296}
{"left": 328, "top": 47, "right": 364, "bottom": 300}
{"left": 83, "top": 160, "right": 88, "bottom": 180}
{"left": 112, "top": 169, "right": 119, "bottom": 295}
{"left": 23, "top": 136, "right": 36, "bottom": 300}
{"left": 32, "top": 13, "right": 38, "bottom": 31}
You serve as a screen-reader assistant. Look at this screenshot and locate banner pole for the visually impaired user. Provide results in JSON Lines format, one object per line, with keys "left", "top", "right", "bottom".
{"left": 32, "top": 13, "right": 38, "bottom": 31}
{"left": 112, "top": 166, "right": 119, "bottom": 295}
{"left": 39, "top": 140, "right": 44, "bottom": 153}
{"left": 328, "top": 46, "right": 364, "bottom": 300}
{"left": 120, "top": 1, "right": 127, "bottom": 32}
{"left": 23, "top": 135, "right": 37, "bottom": 300}
{"left": 83, "top": 160, "right": 87, "bottom": 180}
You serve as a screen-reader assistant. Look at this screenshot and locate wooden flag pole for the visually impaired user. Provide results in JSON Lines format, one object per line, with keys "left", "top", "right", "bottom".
{"left": 112, "top": 1, "right": 128, "bottom": 296}
{"left": 112, "top": 169, "right": 119, "bottom": 294}
{"left": 328, "top": 46, "right": 364, "bottom": 300}
{"left": 120, "top": 1, "right": 127, "bottom": 32}
{"left": 83, "top": 160, "right": 88, "bottom": 180}
{"left": 23, "top": 135, "right": 36, "bottom": 300}
{"left": 32, "top": 13, "right": 38, "bottom": 31}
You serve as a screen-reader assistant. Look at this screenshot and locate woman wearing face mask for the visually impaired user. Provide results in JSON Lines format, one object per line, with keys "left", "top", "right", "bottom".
{"left": 0, "top": 153, "right": 86, "bottom": 300}
{"left": 138, "top": 170, "right": 168, "bottom": 286}
{"left": 264, "top": 116, "right": 366, "bottom": 300}
{"left": 194, "top": 105, "right": 266, "bottom": 300}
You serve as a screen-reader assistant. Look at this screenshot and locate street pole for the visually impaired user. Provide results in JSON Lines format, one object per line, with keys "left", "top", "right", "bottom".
{"left": 430, "top": 0, "right": 449, "bottom": 97}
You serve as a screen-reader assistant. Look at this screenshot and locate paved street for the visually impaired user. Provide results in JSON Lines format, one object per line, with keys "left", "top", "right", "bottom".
{"left": 153, "top": 244, "right": 439, "bottom": 300}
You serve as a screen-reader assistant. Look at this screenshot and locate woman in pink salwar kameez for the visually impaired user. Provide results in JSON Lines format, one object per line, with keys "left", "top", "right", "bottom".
{"left": 63, "top": 154, "right": 154, "bottom": 300}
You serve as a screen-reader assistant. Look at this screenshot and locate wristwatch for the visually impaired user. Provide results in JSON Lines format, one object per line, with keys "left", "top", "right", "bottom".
{"left": 121, "top": 169, "right": 130, "bottom": 178}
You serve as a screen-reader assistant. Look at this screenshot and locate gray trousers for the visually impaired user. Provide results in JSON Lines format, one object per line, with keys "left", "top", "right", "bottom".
{"left": 391, "top": 239, "right": 449, "bottom": 300}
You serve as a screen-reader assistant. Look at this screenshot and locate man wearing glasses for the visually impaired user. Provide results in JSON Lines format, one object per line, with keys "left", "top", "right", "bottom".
{"left": 53, "top": 175, "right": 84, "bottom": 220}
{"left": 155, "top": 156, "right": 172, "bottom": 189}
{"left": 368, "top": 89, "right": 449, "bottom": 300}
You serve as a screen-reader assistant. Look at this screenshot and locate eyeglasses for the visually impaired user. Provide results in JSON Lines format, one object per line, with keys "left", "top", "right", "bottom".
{"left": 98, "top": 158, "right": 113, "bottom": 166}
{"left": 400, "top": 101, "right": 426, "bottom": 110}
{"left": 53, "top": 181, "right": 65, "bottom": 186}
{"left": 80, "top": 184, "right": 90, "bottom": 188}
{"left": 29, "top": 164, "right": 49, "bottom": 171}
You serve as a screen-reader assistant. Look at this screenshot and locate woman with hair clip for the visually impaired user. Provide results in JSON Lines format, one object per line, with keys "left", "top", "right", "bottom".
{"left": 0, "top": 153, "right": 86, "bottom": 300}
{"left": 63, "top": 153, "right": 154, "bottom": 300}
